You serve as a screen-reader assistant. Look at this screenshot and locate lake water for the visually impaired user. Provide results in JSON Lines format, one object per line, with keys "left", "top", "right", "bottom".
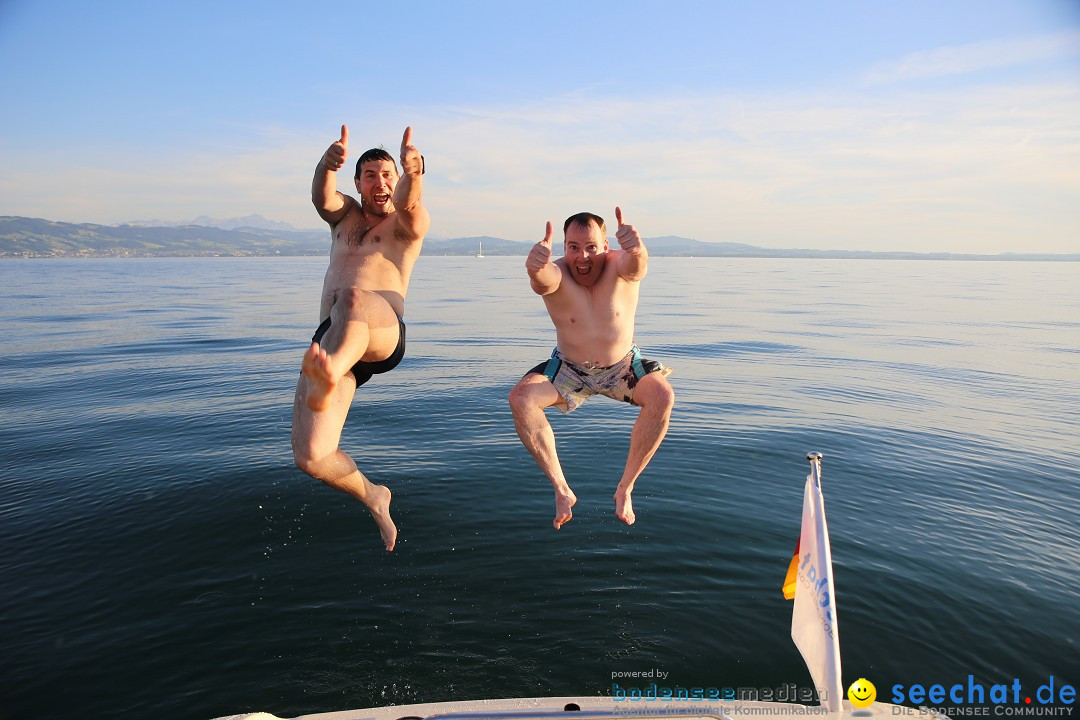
{"left": 0, "top": 256, "right": 1077, "bottom": 720}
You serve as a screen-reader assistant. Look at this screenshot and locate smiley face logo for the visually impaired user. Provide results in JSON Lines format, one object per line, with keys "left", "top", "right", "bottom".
{"left": 848, "top": 678, "right": 877, "bottom": 708}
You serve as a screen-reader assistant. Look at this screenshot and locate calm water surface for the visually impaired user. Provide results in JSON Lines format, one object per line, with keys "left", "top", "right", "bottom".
{"left": 0, "top": 257, "right": 1077, "bottom": 720}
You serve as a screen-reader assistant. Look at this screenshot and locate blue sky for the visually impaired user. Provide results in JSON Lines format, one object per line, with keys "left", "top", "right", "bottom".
{"left": 1, "top": 0, "right": 1078, "bottom": 253}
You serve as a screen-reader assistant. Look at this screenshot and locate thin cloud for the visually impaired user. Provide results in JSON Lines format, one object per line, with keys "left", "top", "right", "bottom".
{"left": 411, "top": 82, "right": 1080, "bottom": 252}
{"left": 3, "top": 78, "right": 1078, "bottom": 254}
{"left": 864, "top": 30, "right": 1080, "bottom": 85}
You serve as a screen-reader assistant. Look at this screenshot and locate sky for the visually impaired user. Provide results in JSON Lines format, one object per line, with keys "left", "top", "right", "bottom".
{"left": 0, "top": 0, "right": 1078, "bottom": 253}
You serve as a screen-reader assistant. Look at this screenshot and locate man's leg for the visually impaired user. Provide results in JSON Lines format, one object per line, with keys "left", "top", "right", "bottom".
{"left": 508, "top": 374, "right": 577, "bottom": 530}
{"left": 615, "top": 372, "right": 675, "bottom": 526}
{"left": 302, "top": 286, "right": 401, "bottom": 412}
{"left": 293, "top": 287, "right": 402, "bottom": 550}
{"left": 291, "top": 372, "right": 398, "bottom": 551}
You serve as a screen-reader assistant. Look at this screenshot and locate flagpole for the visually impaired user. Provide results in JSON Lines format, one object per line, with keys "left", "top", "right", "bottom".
{"left": 807, "top": 451, "right": 823, "bottom": 488}
{"left": 790, "top": 449, "right": 843, "bottom": 712}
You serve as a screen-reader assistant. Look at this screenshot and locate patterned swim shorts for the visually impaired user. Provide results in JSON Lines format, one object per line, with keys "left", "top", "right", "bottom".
{"left": 525, "top": 346, "right": 670, "bottom": 414}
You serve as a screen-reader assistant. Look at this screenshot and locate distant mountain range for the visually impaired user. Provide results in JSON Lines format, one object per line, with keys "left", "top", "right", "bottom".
{"left": 0, "top": 216, "right": 328, "bottom": 258}
{"left": 1, "top": 215, "right": 1076, "bottom": 261}
{"left": 122, "top": 213, "right": 303, "bottom": 232}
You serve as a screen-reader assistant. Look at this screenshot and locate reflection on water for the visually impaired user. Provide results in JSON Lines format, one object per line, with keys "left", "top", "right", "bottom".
{"left": 0, "top": 257, "right": 1077, "bottom": 719}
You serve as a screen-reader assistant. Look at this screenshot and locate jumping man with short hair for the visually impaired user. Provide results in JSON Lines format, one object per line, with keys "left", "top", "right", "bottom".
{"left": 509, "top": 208, "right": 675, "bottom": 530}
{"left": 291, "top": 125, "right": 429, "bottom": 552}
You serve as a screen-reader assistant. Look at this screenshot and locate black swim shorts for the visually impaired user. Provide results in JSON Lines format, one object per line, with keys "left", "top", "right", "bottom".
{"left": 310, "top": 315, "right": 406, "bottom": 388}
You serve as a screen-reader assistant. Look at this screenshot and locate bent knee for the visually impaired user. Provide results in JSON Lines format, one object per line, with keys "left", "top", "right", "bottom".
{"left": 293, "top": 449, "right": 318, "bottom": 477}
{"left": 293, "top": 444, "right": 329, "bottom": 479}
{"left": 509, "top": 375, "right": 553, "bottom": 413}
{"left": 338, "top": 285, "right": 367, "bottom": 314}
{"left": 508, "top": 379, "right": 531, "bottom": 410}
{"left": 639, "top": 375, "right": 675, "bottom": 411}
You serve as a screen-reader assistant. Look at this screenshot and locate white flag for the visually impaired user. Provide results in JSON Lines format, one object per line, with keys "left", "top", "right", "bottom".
{"left": 791, "top": 467, "right": 843, "bottom": 712}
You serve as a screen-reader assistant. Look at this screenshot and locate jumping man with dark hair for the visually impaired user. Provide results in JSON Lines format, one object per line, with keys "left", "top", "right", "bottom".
{"left": 291, "top": 125, "right": 429, "bottom": 552}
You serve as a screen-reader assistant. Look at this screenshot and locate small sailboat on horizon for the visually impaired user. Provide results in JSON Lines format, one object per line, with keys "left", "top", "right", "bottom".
{"left": 475, "top": 239, "right": 484, "bottom": 258}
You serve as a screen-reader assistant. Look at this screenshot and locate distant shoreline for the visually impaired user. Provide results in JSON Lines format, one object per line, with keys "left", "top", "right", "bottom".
{"left": 2, "top": 215, "right": 1076, "bottom": 262}
{"left": 5, "top": 252, "right": 1078, "bottom": 263}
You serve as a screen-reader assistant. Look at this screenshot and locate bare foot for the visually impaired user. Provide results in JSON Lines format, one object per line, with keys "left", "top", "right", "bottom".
{"left": 553, "top": 488, "right": 578, "bottom": 530}
{"left": 365, "top": 483, "right": 397, "bottom": 551}
{"left": 614, "top": 487, "right": 636, "bottom": 526}
{"left": 301, "top": 342, "right": 337, "bottom": 412}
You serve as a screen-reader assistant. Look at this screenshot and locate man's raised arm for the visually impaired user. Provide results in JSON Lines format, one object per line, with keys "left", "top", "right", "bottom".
{"left": 311, "top": 125, "right": 351, "bottom": 225}
{"left": 526, "top": 221, "right": 562, "bottom": 296}
{"left": 392, "top": 126, "right": 430, "bottom": 242}
{"left": 614, "top": 206, "right": 648, "bottom": 282}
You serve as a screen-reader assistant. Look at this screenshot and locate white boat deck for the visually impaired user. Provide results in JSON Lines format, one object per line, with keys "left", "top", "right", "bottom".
{"left": 216, "top": 694, "right": 907, "bottom": 720}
